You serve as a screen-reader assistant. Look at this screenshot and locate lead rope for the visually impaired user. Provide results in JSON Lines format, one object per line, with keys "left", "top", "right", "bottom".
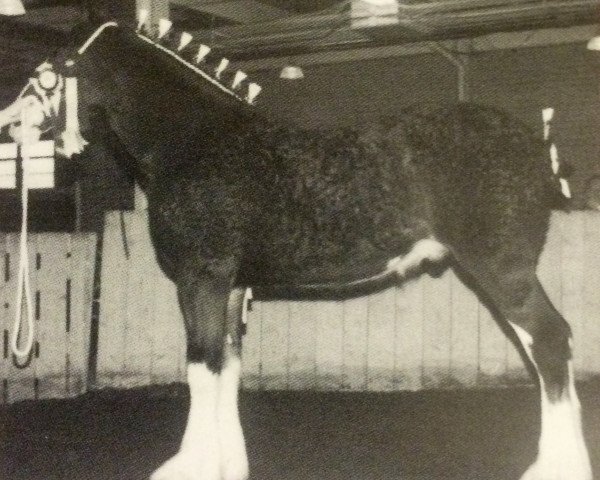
{"left": 11, "top": 108, "right": 35, "bottom": 358}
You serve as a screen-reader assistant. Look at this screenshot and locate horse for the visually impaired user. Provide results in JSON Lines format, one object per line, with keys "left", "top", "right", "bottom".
{"left": 0, "top": 17, "right": 592, "bottom": 480}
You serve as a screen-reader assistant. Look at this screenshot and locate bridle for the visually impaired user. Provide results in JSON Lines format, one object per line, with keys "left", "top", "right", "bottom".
{"left": 0, "top": 22, "right": 119, "bottom": 156}
{"left": 0, "top": 62, "right": 63, "bottom": 141}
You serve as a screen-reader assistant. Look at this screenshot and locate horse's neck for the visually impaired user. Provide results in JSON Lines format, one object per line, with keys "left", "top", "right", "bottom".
{"left": 104, "top": 93, "right": 251, "bottom": 186}
{"left": 87, "top": 105, "right": 149, "bottom": 189}
{"left": 90, "top": 51, "right": 257, "bottom": 183}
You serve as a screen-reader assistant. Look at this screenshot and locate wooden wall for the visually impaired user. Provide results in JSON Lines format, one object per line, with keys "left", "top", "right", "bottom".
{"left": 0, "top": 233, "right": 96, "bottom": 403}
{"left": 95, "top": 210, "right": 600, "bottom": 392}
{"left": 96, "top": 211, "right": 187, "bottom": 388}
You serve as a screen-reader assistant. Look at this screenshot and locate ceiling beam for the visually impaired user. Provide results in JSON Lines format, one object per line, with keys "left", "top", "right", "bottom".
{"left": 235, "top": 24, "right": 597, "bottom": 71}
{"left": 170, "top": 0, "right": 290, "bottom": 24}
{"left": 179, "top": 0, "right": 597, "bottom": 60}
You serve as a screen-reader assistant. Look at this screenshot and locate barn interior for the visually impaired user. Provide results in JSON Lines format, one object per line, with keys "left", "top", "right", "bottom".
{"left": 0, "top": 1, "right": 600, "bottom": 479}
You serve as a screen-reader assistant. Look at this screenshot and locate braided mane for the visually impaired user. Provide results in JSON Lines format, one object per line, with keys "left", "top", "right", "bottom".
{"left": 133, "top": 18, "right": 261, "bottom": 108}
{"left": 74, "top": 19, "right": 262, "bottom": 112}
{"left": 136, "top": 34, "right": 243, "bottom": 102}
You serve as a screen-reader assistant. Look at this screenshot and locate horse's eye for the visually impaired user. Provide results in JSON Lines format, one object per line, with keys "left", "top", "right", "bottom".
{"left": 38, "top": 70, "right": 58, "bottom": 90}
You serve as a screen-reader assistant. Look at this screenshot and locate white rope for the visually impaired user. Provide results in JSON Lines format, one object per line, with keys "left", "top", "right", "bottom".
{"left": 11, "top": 109, "right": 35, "bottom": 358}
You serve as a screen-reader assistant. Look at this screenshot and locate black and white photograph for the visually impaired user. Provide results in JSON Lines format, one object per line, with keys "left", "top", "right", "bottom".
{"left": 0, "top": 1, "right": 599, "bottom": 479}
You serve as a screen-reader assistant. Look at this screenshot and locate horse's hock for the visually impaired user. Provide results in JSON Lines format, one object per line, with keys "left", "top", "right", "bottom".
{"left": 91, "top": 209, "right": 600, "bottom": 393}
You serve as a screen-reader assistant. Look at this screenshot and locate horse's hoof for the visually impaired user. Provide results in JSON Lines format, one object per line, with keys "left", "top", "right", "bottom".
{"left": 220, "top": 451, "right": 249, "bottom": 480}
{"left": 520, "top": 457, "right": 593, "bottom": 480}
{"left": 151, "top": 452, "right": 220, "bottom": 480}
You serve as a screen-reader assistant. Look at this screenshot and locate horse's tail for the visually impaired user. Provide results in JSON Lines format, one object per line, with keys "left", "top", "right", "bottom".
{"left": 546, "top": 164, "right": 573, "bottom": 210}
{"left": 542, "top": 107, "right": 573, "bottom": 210}
{"left": 549, "top": 142, "right": 575, "bottom": 208}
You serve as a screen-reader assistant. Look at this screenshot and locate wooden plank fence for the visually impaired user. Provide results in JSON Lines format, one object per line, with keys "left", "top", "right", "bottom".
{"left": 0, "top": 233, "right": 96, "bottom": 404}
{"left": 96, "top": 210, "right": 600, "bottom": 392}
{"left": 96, "top": 211, "right": 187, "bottom": 388}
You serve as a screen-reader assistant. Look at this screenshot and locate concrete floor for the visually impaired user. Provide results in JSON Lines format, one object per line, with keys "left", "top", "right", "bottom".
{"left": 2, "top": 382, "right": 600, "bottom": 480}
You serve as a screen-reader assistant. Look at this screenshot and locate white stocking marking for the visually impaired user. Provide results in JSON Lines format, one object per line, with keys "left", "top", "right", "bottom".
{"left": 386, "top": 238, "right": 448, "bottom": 278}
{"left": 151, "top": 363, "right": 220, "bottom": 480}
{"left": 509, "top": 323, "right": 592, "bottom": 480}
{"left": 218, "top": 356, "right": 249, "bottom": 480}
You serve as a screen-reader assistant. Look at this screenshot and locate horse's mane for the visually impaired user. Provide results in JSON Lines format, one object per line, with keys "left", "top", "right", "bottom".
{"left": 75, "top": 20, "right": 262, "bottom": 123}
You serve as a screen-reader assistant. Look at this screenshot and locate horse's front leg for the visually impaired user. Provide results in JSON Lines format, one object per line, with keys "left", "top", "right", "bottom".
{"left": 151, "top": 273, "right": 248, "bottom": 480}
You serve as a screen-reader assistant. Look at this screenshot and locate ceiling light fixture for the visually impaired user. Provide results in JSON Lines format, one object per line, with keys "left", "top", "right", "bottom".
{"left": 351, "top": 0, "right": 399, "bottom": 28}
{"left": 0, "top": 0, "right": 25, "bottom": 16}
{"left": 280, "top": 65, "right": 304, "bottom": 80}
{"left": 587, "top": 35, "right": 600, "bottom": 51}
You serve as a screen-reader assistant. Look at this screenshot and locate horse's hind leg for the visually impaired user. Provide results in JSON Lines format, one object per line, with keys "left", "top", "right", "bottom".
{"left": 454, "top": 252, "right": 592, "bottom": 480}
{"left": 151, "top": 270, "right": 248, "bottom": 480}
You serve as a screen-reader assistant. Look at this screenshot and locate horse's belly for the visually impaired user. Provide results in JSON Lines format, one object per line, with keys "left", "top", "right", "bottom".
{"left": 240, "top": 238, "right": 449, "bottom": 289}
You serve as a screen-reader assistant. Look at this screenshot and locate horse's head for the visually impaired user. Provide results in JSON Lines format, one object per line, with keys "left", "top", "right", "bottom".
{"left": 0, "top": 22, "right": 106, "bottom": 158}
{"left": 0, "top": 60, "right": 68, "bottom": 147}
{"left": 0, "top": 17, "right": 263, "bottom": 165}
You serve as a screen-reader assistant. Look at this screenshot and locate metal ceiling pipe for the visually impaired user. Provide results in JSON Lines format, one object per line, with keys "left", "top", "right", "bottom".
{"left": 198, "top": 0, "right": 596, "bottom": 37}
{"left": 202, "top": 0, "right": 597, "bottom": 59}
{"left": 426, "top": 41, "right": 469, "bottom": 101}
{"left": 395, "top": 0, "right": 549, "bottom": 14}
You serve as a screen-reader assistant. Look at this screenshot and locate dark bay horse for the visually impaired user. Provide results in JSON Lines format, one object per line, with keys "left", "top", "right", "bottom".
{"left": 0, "top": 19, "right": 592, "bottom": 480}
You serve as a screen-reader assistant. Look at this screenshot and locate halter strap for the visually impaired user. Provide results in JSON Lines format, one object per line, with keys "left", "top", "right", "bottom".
{"left": 78, "top": 21, "right": 119, "bottom": 55}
